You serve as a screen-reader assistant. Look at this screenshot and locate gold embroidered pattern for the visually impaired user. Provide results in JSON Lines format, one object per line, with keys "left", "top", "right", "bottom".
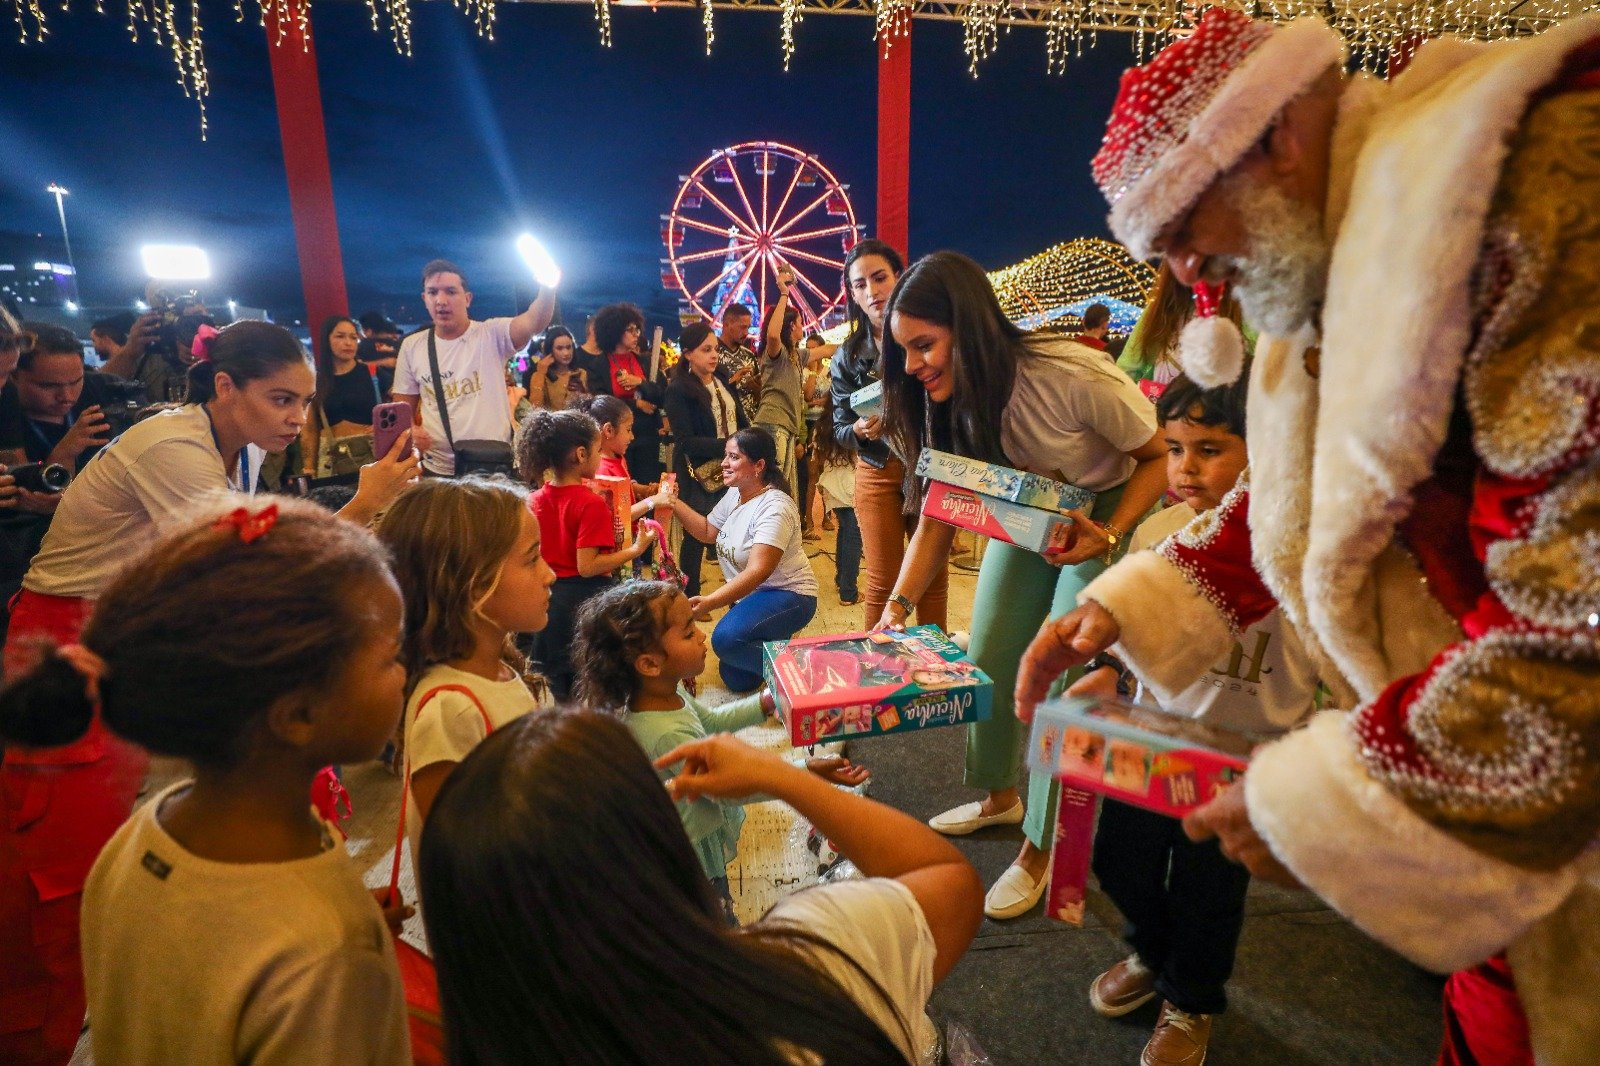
{"left": 1486, "top": 459, "right": 1600, "bottom": 629}
{"left": 1464, "top": 91, "right": 1600, "bottom": 481}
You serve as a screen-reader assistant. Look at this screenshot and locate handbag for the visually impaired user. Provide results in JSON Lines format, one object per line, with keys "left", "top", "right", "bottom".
{"left": 388, "top": 684, "right": 494, "bottom": 1064}
{"left": 691, "top": 457, "right": 725, "bottom": 493}
{"left": 427, "top": 329, "right": 514, "bottom": 478}
{"left": 327, "top": 433, "right": 376, "bottom": 476}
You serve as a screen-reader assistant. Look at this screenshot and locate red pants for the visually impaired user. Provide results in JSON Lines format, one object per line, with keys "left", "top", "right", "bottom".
{"left": 1438, "top": 955, "right": 1533, "bottom": 1066}
{"left": 0, "top": 591, "right": 147, "bottom": 1066}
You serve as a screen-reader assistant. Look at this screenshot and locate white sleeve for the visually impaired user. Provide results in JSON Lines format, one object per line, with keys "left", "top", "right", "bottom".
{"left": 1066, "top": 368, "right": 1159, "bottom": 454}
{"left": 763, "top": 879, "right": 936, "bottom": 1056}
{"left": 393, "top": 334, "right": 423, "bottom": 396}
{"left": 706, "top": 490, "right": 737, "bottom": 532}
{"left": 123, "top": 438, "right": 229, "bottom": 528}
{"left": 484, "top": 317, "right": 517, "bottom": 359}
{"left": 407, "top": 690, "right": 492, "bottom": 774}
{"left": 238, "top": 944, "right": 409, "bottom": 1065}
{"left": 748, "top": 494, "right": 800, "bottom": 551}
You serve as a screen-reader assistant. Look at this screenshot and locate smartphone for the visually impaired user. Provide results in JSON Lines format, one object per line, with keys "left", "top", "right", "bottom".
{"left": 372, "top": 401, "right": 413, "bottom": 460}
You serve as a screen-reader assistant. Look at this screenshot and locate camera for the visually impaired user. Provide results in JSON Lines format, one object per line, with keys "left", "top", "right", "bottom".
{"left": 8, "top": 462, "right": 71, "bottom": 494}
{"left": 144, "top": 285, "right": 215, "bottom": 370}
{"left": 98, "top": 379, "right": 150, "bottom": 440}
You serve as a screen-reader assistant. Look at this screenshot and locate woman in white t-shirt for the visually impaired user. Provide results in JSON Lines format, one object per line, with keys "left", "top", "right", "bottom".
{"left": 419, "top": 707, "right": 983, "bottom": 1065}
{"left": 876, "top": 252, "right": 1169, "bottom": 922}
{"left": 667, "top": 426, "right": 818, "bottom": 692}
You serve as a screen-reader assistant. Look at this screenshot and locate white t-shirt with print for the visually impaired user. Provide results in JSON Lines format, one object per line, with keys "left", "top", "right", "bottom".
{"left": 764, "top": 878, "right": 940, "bottom": 1064}
{"left": 1001, "top": 335, "right": 1157, "bottom": 492}
{"left": 403, "top": 663, "right": 543, "bottom": 854}
{"left": 394, "top": 318, "right": 517, "bottom": 475}
{"left": 26, "top": 404, "right": 263, "bottom": 599}
{"left": 707, "top": 487, "right": 818, "bottom": 597}
{"left": 1130, "top": 503, "right": 1320, "bottom": 736}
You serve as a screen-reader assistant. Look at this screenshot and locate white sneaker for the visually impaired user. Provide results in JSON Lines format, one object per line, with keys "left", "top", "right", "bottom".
{"left": 984, "top": 863, "right": 1048, "bottom": 920}
{"left": 927, "top": 800, "right": 1025, "bottom": 836}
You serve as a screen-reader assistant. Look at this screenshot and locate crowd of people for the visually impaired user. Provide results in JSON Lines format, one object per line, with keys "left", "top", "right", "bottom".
{"left": 1, "top": 7, "right": 1597, "bottom": 1065}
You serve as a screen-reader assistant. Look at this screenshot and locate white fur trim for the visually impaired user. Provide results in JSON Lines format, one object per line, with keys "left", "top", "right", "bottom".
{"left": 1247, "top": 712, "right": 1582, "bottom": 973}
{"left": 1305, "top": 14, "right": 1600, "bottom": 699}
{"left": 1108, "top": 17, "right": 1346, "bottom": 258}
{"left": 1507, "top": 875, "right": 1600, "bottom": 1066}
{"left": 1080, "top": 549, "right": 1233, "bottom": 703}
{"left": 1178, "top": 315, "right": 1247, "bottom": 388}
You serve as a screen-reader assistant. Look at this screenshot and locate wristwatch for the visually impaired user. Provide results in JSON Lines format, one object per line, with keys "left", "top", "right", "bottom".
{"left": 888, "top": 593, "right": 916, "bottom": 619}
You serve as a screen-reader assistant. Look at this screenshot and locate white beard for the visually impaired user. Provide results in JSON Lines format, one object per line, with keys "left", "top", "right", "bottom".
{"left": 1216, "top": 175, "right": 1330, "bottom": 337}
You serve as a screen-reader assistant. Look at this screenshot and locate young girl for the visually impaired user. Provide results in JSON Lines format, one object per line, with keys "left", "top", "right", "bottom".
{"left": 378, "top": 478, "right": 556, "bottom": 849}
{"left": 572, "top": 580, "right": 866, "bottom": 911}
{"left": 812, "top": 393, "right": 862, "bottom": 606}
{"left": 418, "top": 708, "right": 981, "bottom": 1065}
{"left": 0, "top": 498, "right": 410, "bottom": 1065}
{"left": 574, "top": 392, "right": 666, "bottom": 519}
{"left": 515, "top": 408, "right": 658, "bottom": 698}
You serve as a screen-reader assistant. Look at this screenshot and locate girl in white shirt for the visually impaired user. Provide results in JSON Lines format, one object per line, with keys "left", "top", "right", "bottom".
{"left": 0, "top": 498, "right": 411, "bottom": 1066}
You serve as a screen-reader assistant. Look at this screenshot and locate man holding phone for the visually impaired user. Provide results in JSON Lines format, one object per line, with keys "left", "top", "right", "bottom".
{"left": 392, "top": 258, "right": 555, "bottom": 476}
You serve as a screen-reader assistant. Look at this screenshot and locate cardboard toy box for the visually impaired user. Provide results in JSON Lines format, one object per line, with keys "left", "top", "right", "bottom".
{"left": 915, "top": 448, "right": 1097, "bottom": 514}
{"left": 1028, "top": 696, "right": 1256, "bottom": 817}
{"left": 848, "top": 380, "right": 883, "bottom": 419}
{"left": 584, "top": 474, "right": 634, "bottom": 550}
{"left": 764, "top": 625, "right": 992, "bottom": 746}
{"left": 921, "top": 480, "right": 1076, "bottom": 555}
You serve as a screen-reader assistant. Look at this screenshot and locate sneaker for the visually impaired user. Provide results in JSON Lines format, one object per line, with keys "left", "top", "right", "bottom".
{"left": 983, "top": 863, "right": 1048, "bottom": 920}
{"left": 928, "top": 799, "right": 1025, "bottom": 836}
{"left": 1089, "top": 955, "right": 1157, "bottom": 1018}
{"left": 1142, "top": 1002, "right": 1212, "bottom": 1066}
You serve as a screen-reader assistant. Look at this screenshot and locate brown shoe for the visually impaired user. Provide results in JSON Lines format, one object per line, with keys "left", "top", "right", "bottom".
{"left": 1141, "top": 1002, "right": 1212, "bottom": 1066}
{"left": 1089, "top": 955, "right": 1157, "bottom": 1018}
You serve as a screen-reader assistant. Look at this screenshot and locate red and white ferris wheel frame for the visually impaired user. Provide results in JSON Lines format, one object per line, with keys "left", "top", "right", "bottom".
{"left": 661, "top": 140, "right": 859, "bottom": 332}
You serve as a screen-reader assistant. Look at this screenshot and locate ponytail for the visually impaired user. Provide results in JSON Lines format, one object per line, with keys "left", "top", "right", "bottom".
{"left": 185, "top": 320, "right": 311, "bottom": 405}
{"left": 0, "top": 650, "right": 97, "bottom": 750}
{"left": 514, "top": 408, "right": 599, "bottom": 484}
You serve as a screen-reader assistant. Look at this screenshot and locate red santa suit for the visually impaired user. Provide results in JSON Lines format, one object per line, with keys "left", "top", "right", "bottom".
{"left": 1086, "top": 11, "right": 1600, "bottom": 1064}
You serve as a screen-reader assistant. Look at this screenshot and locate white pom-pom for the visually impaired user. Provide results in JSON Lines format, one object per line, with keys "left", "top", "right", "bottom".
{"left": 1178, "top": 315, "right": 1246, "bottom": 388}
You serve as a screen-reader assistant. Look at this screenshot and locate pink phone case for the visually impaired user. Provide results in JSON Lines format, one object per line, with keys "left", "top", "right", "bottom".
{"left": 371, "top": 402, "right": 413, "bottom": 460}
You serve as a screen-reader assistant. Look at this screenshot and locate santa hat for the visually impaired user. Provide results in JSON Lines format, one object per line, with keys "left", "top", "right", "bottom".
{"left": 1177, "top": 279, "right": 1244, "bottom": 387}
{"left": 1091, "top": 9, "right": 1345, "bottom": 261}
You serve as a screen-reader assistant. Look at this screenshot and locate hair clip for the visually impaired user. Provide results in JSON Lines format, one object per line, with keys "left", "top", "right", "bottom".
{"left": 190, "top": 322, "right": 221, "bottom": 363}
{"left": 214, "top": 503, "right": 279, "bottom": 544}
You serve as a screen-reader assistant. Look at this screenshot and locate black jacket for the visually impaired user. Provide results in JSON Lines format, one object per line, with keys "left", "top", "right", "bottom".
{"left": 663, "top": 372, "right": 748, "bottom": 508}
{"left": 828, "top": 333, "right": 892, "bottom": 469}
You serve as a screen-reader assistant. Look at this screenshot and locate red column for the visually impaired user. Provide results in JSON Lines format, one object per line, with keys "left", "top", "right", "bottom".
{"left": 265, "top": 2, "right": 349, "bottom": 333}
{"left": 876, "top": 18, "right": 912, "bottom": 258}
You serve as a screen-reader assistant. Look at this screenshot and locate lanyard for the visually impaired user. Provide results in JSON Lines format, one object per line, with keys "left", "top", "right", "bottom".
{"left": 25, "top": 410, "right": 75, "bottom": 455}
{"left": 202, "top": 405, "right": 252, "bottom": 493}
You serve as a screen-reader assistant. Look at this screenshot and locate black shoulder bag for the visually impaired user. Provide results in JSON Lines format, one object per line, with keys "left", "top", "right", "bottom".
{"left": 427, "top": 327, "right": 516, "bottom": 478}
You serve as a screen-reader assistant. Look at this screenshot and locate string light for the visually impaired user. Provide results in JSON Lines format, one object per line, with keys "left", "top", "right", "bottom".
{"left": 593, "top": 0, "right": 612, "bottom": 46}
{"left": 779, "top": 0, "right": 804, "bottom": 69}
{"left": 989, "top": 237, "right": 1156, "bottom": 325}
{"left": 700, "top": 0, "right": 713, "bottom": 53}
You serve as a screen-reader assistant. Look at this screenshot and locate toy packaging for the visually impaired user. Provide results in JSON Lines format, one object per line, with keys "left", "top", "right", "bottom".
{"left": 655, "top": 472, "right": 677, "bottom": 527}
{"left": 848, "top": 379, "right": 883, "bottom": 419}
{"left": 764, "top": 625, "right": 992, "bottom": 746}
{"left": 1028, "top": 696, "right": 1257, "bottom": 817}
{"left": 584, "top": 474, "right": 634, "bottom": 550}
{"left": 915, "top": 448, "right": 1097, "bottom": 514}
{"left": 922, "top": 481, "right": 1077, "bottom": 555}
{"left": 1045, "top": 786, "right": 1097, "bottom": 927}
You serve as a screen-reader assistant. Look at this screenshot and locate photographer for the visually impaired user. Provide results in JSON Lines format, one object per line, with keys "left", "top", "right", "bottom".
{"left": 98, "top": 289, "right": 212, "bottom": 403}
{"left": 14, "top": 322, "right": 120, "bottom": 472}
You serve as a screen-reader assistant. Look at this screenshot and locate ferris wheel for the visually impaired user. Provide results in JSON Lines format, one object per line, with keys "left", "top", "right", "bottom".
{"left": 661, "top": 141, "right": 860, "bottom": 332}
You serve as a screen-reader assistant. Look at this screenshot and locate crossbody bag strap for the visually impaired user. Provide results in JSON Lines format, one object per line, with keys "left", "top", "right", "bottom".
{"left": 426, "top": 327, "right": 455, "bottom": 452}
{"left": 388, "top": 683, "right": 494, "bottom": 904}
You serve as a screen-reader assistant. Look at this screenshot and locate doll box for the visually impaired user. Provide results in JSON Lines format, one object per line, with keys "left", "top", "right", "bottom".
{"left": 921, "top": 480, "right": 1077, "bottom": 556}
{"left": 915, "top": 448, "right": 1097, "bottom": 514}
{"left": 848, "top": 380, "right": 883, "bottom": 419}
{"left": 1027, "top": 696, "right": 1257, "bottom": 817}
{"left": 763, "top": 625, "right": 992, "bottom": 746}
{"left": 583, "top": 474, "right": 633, "bottom": 550}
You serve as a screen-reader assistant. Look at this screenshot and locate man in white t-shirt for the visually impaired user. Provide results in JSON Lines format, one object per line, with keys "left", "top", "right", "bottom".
{"left": 393, "top": 258, "right": 555, "bottom": 475}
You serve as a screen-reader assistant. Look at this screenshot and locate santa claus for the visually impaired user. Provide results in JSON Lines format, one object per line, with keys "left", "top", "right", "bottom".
{"left": 1015, "top": 9, "right": 1600, "bottom": 1064}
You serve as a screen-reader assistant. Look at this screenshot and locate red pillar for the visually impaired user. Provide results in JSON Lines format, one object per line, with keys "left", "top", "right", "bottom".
{"left": 877, "top": 18, "right": 912, "bottom": 257}
{"left": 264, "top": 2, "right": 349, "bottom": 334}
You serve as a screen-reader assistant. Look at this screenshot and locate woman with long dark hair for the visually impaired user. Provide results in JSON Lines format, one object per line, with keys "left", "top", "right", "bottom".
{"left": 0, "top": 320, "right": 417, "bottom": 1064}
{"left": 877, "top": 251, "right": 1167, "bottom": 921}
{"left": 586, "top": 302, "right": 667, "bottom": 483}
{"left": 300, "top": 315, "right": 382, "bottom": 476}
{"left": 420, "top": 707, "right": 983, "bottom": 1065}
{"left": 524, "top": 325, "right": 588, "bottom": 411}
{"left": 828, "top": 239, "right": 948, "bottom": 631}
{"left": 665, "top": 426, "right": 816, "bottom": 692}
{"left": 663, "top": 321, "right": 747, "bottom": 597}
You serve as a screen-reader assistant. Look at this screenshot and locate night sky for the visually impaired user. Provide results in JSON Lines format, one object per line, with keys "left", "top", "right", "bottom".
{"left": 0, "top": 1, "right": 1136, "bottom": 327}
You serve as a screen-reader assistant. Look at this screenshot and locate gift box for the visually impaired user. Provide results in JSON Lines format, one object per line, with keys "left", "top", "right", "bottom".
{"left": 584, "top": 474, "right": 634, "bottom": 550}
{"left": 848, "top": 379, "right": 883, "bottom": 419}
{"left": 915, "top": 448, "right": 1096, "bottom": 514}
{"left": 1028, "top": 696, "right": 1257, "bottom": 817}
{"left": 921, "top": 480, "right": 1076, "bottom": 555}
{"left": 764, "top": 625, "right": 992, "bottom": 746}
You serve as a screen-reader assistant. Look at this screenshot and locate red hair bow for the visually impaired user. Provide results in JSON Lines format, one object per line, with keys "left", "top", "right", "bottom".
{"left": 214, "top": 503, "right": 279, "bottom": 544}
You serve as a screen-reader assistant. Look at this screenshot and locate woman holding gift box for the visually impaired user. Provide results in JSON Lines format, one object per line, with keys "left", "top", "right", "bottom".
{"left": 877, "top": 251, "right": 1168, "bottom": 921}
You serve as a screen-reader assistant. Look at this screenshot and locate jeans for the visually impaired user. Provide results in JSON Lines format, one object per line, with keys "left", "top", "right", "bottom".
{"left": 854, "top": 454, "right": 947, "bottom": 631}
{"left": 1092, "top": 799, "right": 1252, "bottom": 1015}
{"left": 712, "top": 586, "right": 817, "bottom": 691}
{"left": 833, "top": 507, "right": 861, "bottom": 600}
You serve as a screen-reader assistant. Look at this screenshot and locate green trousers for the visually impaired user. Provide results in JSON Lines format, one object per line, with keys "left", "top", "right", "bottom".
{"left": 963, "top": 483, "right": 1133, "bottom": 850}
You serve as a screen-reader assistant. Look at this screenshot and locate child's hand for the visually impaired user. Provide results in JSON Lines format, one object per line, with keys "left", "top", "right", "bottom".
{"left": 372, "top": 888, "right": 415, "bottom": 937}
{"left": 759, "top": 686, "right": 776, "bottom": 716}
{"left": 806, "top": 754, "right": 870, "bottom": 788}
{"left": 655, "top": 734, "right": 789, "bottom": 801}
{"left": 687, "top": 595, "right": 712, "bottom": 620}
{"left": 633, "top": 525, "right": 659, "bottom": 555}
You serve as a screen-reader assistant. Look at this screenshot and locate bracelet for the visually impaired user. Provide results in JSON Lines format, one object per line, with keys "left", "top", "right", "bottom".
{"left": 888, "top": 593, "right": 915, "bottom": 618}
{"left": 1082, "top": 654, "right": 1135, "bottom": 697}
